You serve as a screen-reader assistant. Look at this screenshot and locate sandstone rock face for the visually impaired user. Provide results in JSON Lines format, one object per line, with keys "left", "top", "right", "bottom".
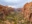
{"left": 24, "top": 2, "right": 32, "bottom": 22}
{"left": 0, "top": 5, "right": 5, "bottom": 20}
{"left": 0, "top": 5, "right": 15, "bottom": 20}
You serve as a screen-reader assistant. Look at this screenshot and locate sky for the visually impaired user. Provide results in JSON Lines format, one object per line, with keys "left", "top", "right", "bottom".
{"left": 0, "top": 0, "right": 32, "bottom": 8}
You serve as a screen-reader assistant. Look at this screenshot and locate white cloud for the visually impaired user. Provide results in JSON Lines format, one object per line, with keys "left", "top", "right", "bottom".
{"left": 8, "top": 5, "right": 17, "bottom": 8}
{"left": 4, "top": 0, "right": 22, "bottom": 3}
{"left": 0, "top": 0, "right": 32, "bottom": 8}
